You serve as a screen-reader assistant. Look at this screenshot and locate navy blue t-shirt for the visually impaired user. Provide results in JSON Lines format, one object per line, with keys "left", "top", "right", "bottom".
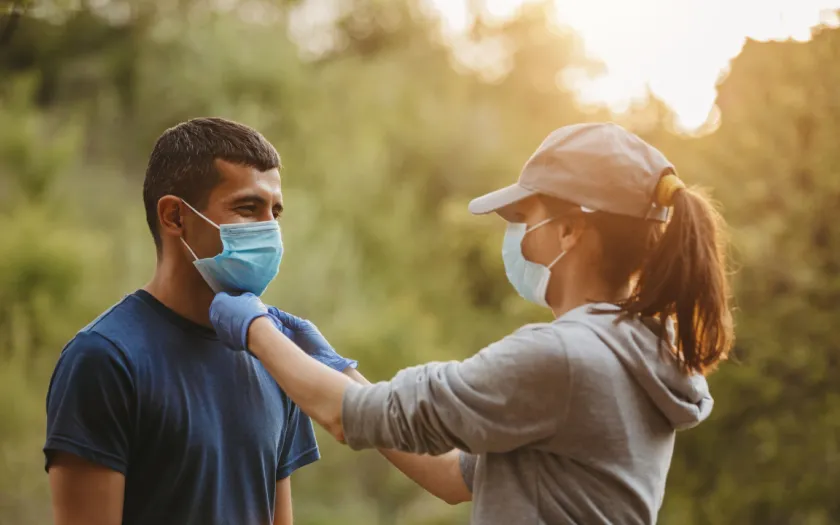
{"left": 44, "top": 290, "right": 319, "bottom": 525}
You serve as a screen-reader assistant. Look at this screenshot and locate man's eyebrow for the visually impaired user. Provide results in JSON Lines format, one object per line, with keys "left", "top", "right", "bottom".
{"left": 230, "top": 194, "right": 267, "bottom": 205}
{"left": 230, "top": 194, "right": 283, "bottom": 212}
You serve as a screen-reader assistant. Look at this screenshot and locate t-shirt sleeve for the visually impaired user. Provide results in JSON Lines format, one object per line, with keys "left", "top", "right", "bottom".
{"left": 342, "top": 324, "right": 572, "bottom": 455}
{"left": 275, "top": 402, "right": 320, "bottom": 480}
{"left": 44, "top": 331, "right": 135, "bottom": 474}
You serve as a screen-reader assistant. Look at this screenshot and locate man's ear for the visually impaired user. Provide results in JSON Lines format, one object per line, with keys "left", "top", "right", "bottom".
{"left": 157, "top": 195, "right": 184, "bottom": 241}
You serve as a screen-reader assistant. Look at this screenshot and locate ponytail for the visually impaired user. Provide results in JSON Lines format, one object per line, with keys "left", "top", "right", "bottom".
{"left": 619, "top": 184, "right": 734, "bottom": 375}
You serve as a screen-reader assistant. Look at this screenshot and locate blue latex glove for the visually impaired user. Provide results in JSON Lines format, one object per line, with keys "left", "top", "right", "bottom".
{"left": 267, "top": 307, "right": 358, "bottom": 372}
{"left": 209, "top": 292, "right": 270, "bottom": 352}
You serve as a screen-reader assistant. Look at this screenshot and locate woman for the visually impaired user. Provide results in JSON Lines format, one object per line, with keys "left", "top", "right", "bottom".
{"left": 210, "top": 122, "right": 733, "bottom": 524}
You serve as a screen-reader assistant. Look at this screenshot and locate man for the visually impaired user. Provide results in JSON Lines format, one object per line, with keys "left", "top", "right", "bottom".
{"left": 45, "top": 118, "right": 470, "bottom": 525}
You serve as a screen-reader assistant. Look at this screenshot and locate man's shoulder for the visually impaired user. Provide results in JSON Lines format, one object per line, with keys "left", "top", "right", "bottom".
{"left": 87, "top": 289, "right": 161, "bottom": 329}
{"left": 79, "top": 294, "right": 135, "bottom": 333}
{"left": 61, "top": 292, "right": 154, "bottom": 365}
{"left": 52, "top": 329, "right": 135, "bottom": 398}
{"left": 61, "top": 329, "right": 125, "bottom": 363}
{"left": 82, "top": 291, "right": 168, "bottom": 345}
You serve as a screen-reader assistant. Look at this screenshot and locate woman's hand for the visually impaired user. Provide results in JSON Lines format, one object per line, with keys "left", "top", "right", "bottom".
{"left": 266, "top": 309, "right": 358, "bottom": 372}
{"left": 209, "top": 292, "right": 270, "bottom": 351}
{"left": 208, "top": 293, "right": 359, "bottom": 372}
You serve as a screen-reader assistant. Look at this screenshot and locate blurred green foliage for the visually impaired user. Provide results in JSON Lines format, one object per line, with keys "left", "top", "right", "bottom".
{"left": 0, "top": 1, "right": 837, "bottom": 523}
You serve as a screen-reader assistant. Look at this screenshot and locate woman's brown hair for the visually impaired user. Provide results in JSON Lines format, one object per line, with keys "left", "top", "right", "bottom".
{"left": 583, "top": 181, "right": 734, "bottom": 376}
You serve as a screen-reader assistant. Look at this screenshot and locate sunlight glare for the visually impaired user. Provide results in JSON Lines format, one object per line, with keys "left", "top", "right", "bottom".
{"left": 428, "top": 0, "right": 840, "bottom": 130}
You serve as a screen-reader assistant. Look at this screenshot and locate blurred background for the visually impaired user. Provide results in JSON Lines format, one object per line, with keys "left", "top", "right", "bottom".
{"left": 1, "top": 0, "right": 839, "bottom": 523}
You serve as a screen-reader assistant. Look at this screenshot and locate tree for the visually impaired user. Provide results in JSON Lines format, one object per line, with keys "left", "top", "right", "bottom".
{"left": 660, "top": 22, "right": 840, "bottom": 525}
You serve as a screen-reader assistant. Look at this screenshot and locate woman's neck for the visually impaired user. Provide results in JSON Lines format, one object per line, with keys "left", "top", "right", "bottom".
{"left": 548, "top": 278, "right": 633, "bottom": 319}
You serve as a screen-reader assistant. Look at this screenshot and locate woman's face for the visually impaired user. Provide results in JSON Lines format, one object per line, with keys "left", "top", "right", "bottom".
{"left": 496, "top": 196, "right": 584, "bottom": 269}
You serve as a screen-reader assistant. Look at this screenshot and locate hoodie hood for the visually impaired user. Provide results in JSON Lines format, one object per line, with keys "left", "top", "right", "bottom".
{"left": 558, "top": 303, "right": 713, "bottom": 430}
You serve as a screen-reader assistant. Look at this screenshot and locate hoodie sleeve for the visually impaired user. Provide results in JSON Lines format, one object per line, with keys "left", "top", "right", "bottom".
{"left": 459, "top": 452, "right": 478, "bottom": 492}
{"left": 341, "top": 325, "right": 572, "bottom": 455}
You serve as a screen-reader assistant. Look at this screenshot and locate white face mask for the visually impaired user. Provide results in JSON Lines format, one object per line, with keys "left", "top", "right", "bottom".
{"left": 501, "top": 217, "right": 567, "bottom": 308}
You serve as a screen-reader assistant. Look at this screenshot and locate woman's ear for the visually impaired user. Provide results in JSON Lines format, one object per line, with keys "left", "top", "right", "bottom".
{"left": 557, "top": 213, "right": 587, "bottom": 252}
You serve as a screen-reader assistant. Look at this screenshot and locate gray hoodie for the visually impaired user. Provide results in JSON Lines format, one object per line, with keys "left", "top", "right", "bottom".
{"left": 342, "top": 303, "right": 713, "bottom": 524}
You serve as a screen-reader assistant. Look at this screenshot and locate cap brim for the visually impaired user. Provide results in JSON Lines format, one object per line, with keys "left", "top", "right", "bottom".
{"left": 468, "top": 184, "right": 537, "bottom": 215}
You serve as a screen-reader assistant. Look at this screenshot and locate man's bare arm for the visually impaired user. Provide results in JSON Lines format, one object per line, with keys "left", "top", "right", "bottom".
{"left": 273, "top": 477, "right": 294, "bottom": 525}
{"left": 49, "top": 452, "right": 125, "bottom": 525}
{"left": 343, "top": 368, "right": 472, "bottom": 505}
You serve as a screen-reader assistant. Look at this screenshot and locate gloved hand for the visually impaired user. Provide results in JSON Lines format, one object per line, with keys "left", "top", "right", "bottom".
{"left": 267, "top": 307, "right": 358, "bottom": 372}
{"left": 209, "top": 292, "right": 270, "bottom": 352}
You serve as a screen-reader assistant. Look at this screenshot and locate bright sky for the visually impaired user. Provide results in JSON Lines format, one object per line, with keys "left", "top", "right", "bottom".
{"left": 429, "top": 0, "right": 840, "bottom": 131}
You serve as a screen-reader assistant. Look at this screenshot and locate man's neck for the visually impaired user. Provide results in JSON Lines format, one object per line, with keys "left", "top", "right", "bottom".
{"left": 144, "top": 259, "right": 215, "bottom": 328}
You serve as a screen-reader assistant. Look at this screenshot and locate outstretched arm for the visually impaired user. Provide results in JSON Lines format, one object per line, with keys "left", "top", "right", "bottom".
{"left": 247, "top": 317, "right": 350, "bottom": 439}
{"left": 212, "top": 294, "right": 567, "bottom": 500}
{"left": 337, "top": 327, "right": 568, "bottom": 456}
{"left": 342, "top": 367, "right": 472, "bottom": 505}
{"left": 247, "top": 320, "right": 471, "bottom": 504}
{"left": 245, "top": 310, "right": 567, "bottom": 452}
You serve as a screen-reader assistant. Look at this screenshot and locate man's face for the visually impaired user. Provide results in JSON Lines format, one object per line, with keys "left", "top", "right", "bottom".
{"left": 182, "top": 159, "right": 283, "bottom": 260}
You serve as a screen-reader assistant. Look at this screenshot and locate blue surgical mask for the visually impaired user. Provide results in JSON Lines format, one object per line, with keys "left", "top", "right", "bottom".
{"left": 180, "top": 201, "right": 283, "bottom": 296}
{"left": 502, "top": 217, "right": 566, "bottom": 308}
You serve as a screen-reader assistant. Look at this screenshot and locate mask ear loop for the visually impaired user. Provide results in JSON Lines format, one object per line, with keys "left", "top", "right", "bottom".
{"left": 179, "top": 200, "right": 220, "bottom": 261}
{"left": 526, "top": 216, "right": 568, "bottom": 270}
{"left": 180, "top": 237, "right": 200, "bottom": 262}
{"left": 181, "top": 199, "right": 221, "bottom": 230}
{"left": 546, "top": 250, "right": 567, "bottom": 270}
{"left": 525, "top": 216, "right": 558, "bottom": 234}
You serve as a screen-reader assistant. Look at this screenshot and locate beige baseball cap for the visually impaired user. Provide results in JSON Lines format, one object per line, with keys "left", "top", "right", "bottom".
{"left": 468, "top": 122, "right": 678, "bottom": 221}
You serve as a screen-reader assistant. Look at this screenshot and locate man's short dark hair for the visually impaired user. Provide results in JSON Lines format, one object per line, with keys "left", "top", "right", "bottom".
{"left": 142, "top": 117, "right": 281, "bottom": 249}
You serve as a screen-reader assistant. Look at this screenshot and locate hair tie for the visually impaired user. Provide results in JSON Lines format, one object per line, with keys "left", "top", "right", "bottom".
{"left": 655, "top": 174, "right": 686, "bottom": 207}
